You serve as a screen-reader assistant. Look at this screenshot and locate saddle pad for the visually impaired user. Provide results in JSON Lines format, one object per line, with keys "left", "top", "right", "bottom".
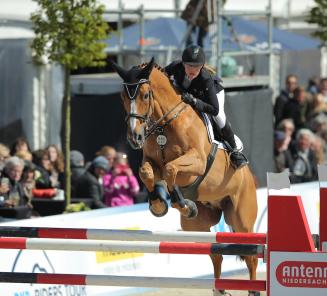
{"left": 201, "top": 113, "right": 244, "bottom": 151}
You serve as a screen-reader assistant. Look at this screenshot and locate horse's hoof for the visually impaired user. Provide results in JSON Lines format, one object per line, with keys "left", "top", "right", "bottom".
{"left": 149, "top": 199, "right": 169, "bottom": 217}
{"left": 248, "top": 291, "right": 260, "bottom": 296}
{"left": 185, "top": 199, "right": 198, "bottom": 219}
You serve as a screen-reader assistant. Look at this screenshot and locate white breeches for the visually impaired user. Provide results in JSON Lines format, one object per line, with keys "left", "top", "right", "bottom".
{"left": 215, "top": 90, "right": 226, "bottom": 128}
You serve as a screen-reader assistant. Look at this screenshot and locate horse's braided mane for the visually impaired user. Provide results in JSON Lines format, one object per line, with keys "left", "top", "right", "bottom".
{"left": 139, "top": 62, "right": 169, "bottom": 77}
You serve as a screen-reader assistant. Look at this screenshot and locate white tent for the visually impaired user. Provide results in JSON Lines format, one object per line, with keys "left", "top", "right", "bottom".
{"left": 0, "top": 26, "right": 63, "bottom": 149}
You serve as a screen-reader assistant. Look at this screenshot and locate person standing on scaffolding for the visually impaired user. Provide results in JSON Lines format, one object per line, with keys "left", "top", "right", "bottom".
{"left": 181, "top": 0, "right": 226, "bottom": 47}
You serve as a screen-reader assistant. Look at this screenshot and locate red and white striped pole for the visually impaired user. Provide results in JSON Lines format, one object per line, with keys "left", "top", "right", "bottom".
{"left": 0, "top": 272, "right": 266, "bottom": 291}
{"left": 0, "top": 237, "right": 264, "bottom": 257}
{"left": 0, "top": 226, "right": 266, "bottom": 244}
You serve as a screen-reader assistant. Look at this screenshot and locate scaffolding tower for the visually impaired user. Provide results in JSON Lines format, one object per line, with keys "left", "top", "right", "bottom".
{"left": 104, "top": 0, "right": 276, "bottom": 91}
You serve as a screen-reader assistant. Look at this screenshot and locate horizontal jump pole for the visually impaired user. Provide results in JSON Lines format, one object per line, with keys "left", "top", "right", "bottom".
{"left": 0, "top": 237, "right": 264, "bottom": 257}
{"left": 0, "top": 226, "right": 267, "bottom": 244}
{"left": 0, "top": 272, "right": 266, "bottom": 291}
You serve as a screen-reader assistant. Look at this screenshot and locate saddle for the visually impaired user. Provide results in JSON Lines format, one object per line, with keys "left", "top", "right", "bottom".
{"left": 201, "top": 113, "right": 244, "bottom": 151}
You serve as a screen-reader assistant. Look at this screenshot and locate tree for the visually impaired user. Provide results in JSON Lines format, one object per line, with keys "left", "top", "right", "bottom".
{"left": 307, "top": 0, "right": 327, "bottom": 45}
{"left": 30, "top": 0, "right": 109, "bottom": 205}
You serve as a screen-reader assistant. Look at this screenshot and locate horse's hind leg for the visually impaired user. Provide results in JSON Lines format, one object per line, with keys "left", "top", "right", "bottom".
{"left": 181, "top": 203, "right": 228, "bottom": 296}
{"left": 224, "top": 176, "right": 259, "bottom": 295}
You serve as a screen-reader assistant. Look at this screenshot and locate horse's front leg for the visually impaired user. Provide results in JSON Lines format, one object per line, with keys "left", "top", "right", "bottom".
{"left": 164, "top": 148, "right": 206, "bottom": 218}
{"left": 139, "top": 161, "right": 169, "bottom": 217}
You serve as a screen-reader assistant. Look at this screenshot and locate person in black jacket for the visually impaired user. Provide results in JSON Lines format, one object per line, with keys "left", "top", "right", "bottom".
{"left": 75, "top": 156, "right": 109, "bottom": 209}
{"left": 274, "top": 74, "right": 298, "bottom": 127}
{"left": 165, "top": 45, "right": 248, "bottom": 169}
{"left": 70, "top": 150, "right": 86, "bottom": 198}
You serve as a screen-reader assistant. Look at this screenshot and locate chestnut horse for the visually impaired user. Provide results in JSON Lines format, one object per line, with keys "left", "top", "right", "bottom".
{"left": 111, "top": 58, "right": 259, "bottom": 296}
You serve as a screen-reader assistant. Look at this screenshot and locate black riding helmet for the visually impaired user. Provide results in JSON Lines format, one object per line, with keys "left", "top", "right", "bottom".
{"left": 182, "top": 45, "right": 205, "bottom": 66}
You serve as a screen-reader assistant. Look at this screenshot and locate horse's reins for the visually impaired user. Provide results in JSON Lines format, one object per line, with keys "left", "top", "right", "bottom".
{"left": 145, "top": 101, "right": 188, "bottom": 139}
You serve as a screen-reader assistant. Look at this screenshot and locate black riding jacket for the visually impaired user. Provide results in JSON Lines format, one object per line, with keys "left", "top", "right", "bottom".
{"left": 165, "top": 60, "right": 223, "bottom": 116}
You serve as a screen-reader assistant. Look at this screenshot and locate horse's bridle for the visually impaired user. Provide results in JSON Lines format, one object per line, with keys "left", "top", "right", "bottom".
{"left": 123, "top": 79, "right": 153, "bottom": 123}
{"left": 122, "top": 79, "right": 188, "bottom": 141}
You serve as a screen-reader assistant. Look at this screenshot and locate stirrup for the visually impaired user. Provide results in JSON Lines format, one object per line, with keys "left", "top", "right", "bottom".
{"left": 230, "top": 149, "right": 249, "bottom": 169}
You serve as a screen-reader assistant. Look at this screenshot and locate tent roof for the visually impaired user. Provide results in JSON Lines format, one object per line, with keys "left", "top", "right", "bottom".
{"left": 106, "top": 17, "right": 320, "bottom": 52}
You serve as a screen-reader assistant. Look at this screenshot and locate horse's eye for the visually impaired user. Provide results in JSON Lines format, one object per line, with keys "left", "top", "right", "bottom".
{"left": 143, "top": 92, "right": 150, "bottom": 100}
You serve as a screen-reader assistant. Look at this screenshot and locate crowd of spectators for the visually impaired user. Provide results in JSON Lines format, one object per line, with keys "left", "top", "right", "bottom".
{"left": 0, "top": 140, "right": 141, "bottom": 220}
{"left": 1, "top": 73, "right": 326, "bottom": 219}
{"left": 273, "top": 75, "right": 327, "bottom": 183}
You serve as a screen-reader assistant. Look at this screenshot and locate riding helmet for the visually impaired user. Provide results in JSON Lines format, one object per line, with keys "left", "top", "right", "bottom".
{"left": 182, "top": 45, "right": 205, "bottom": 66}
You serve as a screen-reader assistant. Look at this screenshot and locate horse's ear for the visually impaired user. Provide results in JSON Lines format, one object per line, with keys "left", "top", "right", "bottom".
{"left": 109, "top": 59, "right": 128, "bottom": 81}
{"left": 142, "top": 57, "right": 155, "bottom": 78}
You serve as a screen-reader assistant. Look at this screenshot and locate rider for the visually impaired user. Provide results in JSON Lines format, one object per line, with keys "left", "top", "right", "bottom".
{"left": 165, "top": 44, "right": 248, "bottom": 169}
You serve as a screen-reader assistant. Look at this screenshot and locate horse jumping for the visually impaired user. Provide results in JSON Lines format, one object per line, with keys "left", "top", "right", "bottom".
{"left": 111, "top": 58, "right": 259, "bottom": 296}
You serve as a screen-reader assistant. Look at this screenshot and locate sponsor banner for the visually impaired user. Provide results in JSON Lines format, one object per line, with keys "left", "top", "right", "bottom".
{"left": 270, "top": 251, "right": 327, "bottom": 295}
{"left": 95, "top": 227, "right": 144, "bottom": 263}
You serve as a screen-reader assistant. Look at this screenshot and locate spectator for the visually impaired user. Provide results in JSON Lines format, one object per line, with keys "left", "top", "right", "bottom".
{"left": 15, "top": 150, "right": 33, "bottom": 162}
{"left": 311, "top": 135, "right": 325, "bottom": 165}
{"left": 10, "top": 137, "right": 31, "bottom": 156}
{"left": 276, "top": 118, "right": 296, "bottom": 153}
{"left": 96, "top": 145, "right": 116, "bottom": 170}
{"left": 290, "top": 129, "right": 318, "bottom": 183}
{"left": 282, "top": 86, "right": 311, "bottom": 131}
{"left": 103, "top": 152, "right": 140, "bottom": 207}
{"left": 32, "top": 149, "right": 52, "bottom": 189}
{"left": 21, "top": 161, "right": 36, "bottom": 207}
{"left": 0, "top": 143, "right": 10, "bottom": 174}
{"left": 319, "top": 77, "right": 327, "bottom": 103}
{"left": 306, "top": 76, "right": 320, "bottom": 95}
{"left": 75, "top": 156, "right": 109, "bottom": 209}
{"left": 0, "top": 157, "right": 32, "bottom": 218}
{"left": 70, "top": 150, "right": 85, "bottom": 197}
{"left": 274, "top": 74, "right": 298, "bottom": 127}
{"left": 318, "top": 125, "right": 327, "bottom": 161}
{"left": 46, "top": 144, "right": 65, "bottom": 189}
{"left": 310, "top": 113, "right": 327, "bottom": 135}
{"left": 274, "top": 130, "right": 293, "bottom": 173}
{"left": 307, "top": 93, "right": 327, "bottom": 123}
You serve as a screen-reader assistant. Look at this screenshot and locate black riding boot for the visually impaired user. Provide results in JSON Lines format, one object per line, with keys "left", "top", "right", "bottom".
{"left": 221, "top": 122, "right": 249, "bottom": 169}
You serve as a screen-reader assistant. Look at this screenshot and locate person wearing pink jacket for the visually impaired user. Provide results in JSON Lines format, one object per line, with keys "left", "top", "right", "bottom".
{"left": 103, "top": 153, "right": 140, "bottom": 207}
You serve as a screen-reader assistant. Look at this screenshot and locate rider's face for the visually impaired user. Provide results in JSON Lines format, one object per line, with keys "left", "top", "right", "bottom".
{"left": 183, "top": 63, "right": 203, "bottom": 80}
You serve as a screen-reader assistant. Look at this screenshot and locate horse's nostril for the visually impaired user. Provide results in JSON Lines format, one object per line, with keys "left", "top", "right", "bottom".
{"left": 133, "top": 131, "right": 144, "bottom": 144}
{"left": 136, "top": 134, "right": 144, "bottom": 144}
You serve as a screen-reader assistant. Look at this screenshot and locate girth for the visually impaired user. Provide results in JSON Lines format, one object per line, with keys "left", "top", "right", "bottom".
{"left": 179, "top": 142, "right": 219, "bottom": 201}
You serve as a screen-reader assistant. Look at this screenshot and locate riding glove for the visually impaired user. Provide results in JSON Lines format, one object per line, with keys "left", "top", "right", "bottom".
{"left": 181, "top": 92, "right": 197, "bottom": 107}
